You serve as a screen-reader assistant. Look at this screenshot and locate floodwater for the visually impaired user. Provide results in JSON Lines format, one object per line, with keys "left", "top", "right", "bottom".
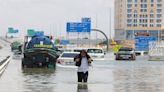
{"left": 1, "top": 41, "right": 164, "bottom": 92}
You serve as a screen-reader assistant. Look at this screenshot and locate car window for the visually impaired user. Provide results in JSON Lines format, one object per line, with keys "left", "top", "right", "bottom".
{"left": 87, "top": 49, "right": 103, "bottom": 53}
{"left": 74, "top": 50, "right": 82, "bottom": 52}
{"left": 119, "top": 48, "right": 133, "bottom": 51}
{"left": 61, "top": 53, "right": 79, "bottom": 58}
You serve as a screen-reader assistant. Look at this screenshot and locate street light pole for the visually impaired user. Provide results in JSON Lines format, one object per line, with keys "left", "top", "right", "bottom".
{"left": 109, "top": 7, "right": 112, "bottom": 40}
{"left": 91, "top": 29, "right": 109, "bottom": 51}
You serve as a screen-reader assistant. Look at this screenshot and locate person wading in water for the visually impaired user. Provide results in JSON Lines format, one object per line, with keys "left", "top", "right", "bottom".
{"left": 74, "top": 50, "right": 93, "bottom": 83}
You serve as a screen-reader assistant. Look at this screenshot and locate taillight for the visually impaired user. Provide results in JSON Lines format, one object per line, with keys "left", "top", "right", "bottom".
{"left": 57, "top": 59, "right": 64, "bottom": 64}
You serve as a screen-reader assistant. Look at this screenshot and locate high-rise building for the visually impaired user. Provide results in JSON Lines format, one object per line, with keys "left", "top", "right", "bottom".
{"left": 115, "top": 0, "right": 164, "bottom": 40}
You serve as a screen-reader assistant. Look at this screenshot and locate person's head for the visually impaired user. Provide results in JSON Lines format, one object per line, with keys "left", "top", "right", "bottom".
{"left": 80, "top": 50, "right": 87, "bottom": 57}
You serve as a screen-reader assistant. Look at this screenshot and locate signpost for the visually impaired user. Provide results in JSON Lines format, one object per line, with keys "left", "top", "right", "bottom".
{"left": 8, "top": 27, "right": 19, "bottom": 33}
{"left": 7, "top": 27, "right": 19, "bottom": 38}
{"left": 135, "top": 36, "right": 156, "bottom": 51}
{"left": 27, "top": 29, "right": 35, "bottom": 37}
{"left": 66, "top": 18, "right": 91, "bottom": 33}
{"left": 60, "top": 40, "right": 70, "bottom": 45}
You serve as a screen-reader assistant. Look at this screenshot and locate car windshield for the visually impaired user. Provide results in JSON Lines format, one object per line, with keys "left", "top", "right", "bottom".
{"left": 87, "top": 49, "right": 103, "bottom": 53}
{"left": 61, "top": 53, "right": 79, "bottom": 58}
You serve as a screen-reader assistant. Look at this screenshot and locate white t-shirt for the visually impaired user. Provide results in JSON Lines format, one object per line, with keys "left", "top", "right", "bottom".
{"left": 78, "top": 57, "right": 89, "bottom": 73}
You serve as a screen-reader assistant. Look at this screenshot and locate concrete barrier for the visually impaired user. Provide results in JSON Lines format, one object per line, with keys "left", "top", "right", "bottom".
{"left": 0, "top": 56, "right": 11, "bottom": 76}
{"left": 149, "top": 42, "right": 164, "bottom": 61}
{"left": 0, "top": 37, "right": 12, "bottom": 43}
{"left": 149, "top": 56, "right": 164, "bottom": 61}
{"left": 135, "top": 51, "right": 148, "bottom": 56}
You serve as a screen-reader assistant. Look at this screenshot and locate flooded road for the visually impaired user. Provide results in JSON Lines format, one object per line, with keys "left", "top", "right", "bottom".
{"left": 1, "top": 54, "right": 164, "bottom": 92}
{"left": 0, "top": 41, "right": 164, "bottom": 92}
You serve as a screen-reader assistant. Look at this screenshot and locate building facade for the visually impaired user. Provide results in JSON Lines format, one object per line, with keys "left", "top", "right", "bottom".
{"left": 115, "top": 0, "right": 164, "bottom": 40}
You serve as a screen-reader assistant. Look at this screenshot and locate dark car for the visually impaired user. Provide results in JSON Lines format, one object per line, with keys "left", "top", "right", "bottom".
{"left": 115, "top": 47, "right": 136, "bottom": 60}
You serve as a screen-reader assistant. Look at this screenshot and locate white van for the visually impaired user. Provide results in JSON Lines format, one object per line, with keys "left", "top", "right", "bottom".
{"left": 86, "top": 48, "right": 105, "bottom": 60}
{"left": 69, "top": 47, "right": 105, "bottom": 61}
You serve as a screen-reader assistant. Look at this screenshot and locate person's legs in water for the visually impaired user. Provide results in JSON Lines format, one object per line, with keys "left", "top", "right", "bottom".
{"left": 83, "top": 71, "right": 88, "bottom": 83}
{"left": 78, "top": 72, "right": 83, "bottom": 82}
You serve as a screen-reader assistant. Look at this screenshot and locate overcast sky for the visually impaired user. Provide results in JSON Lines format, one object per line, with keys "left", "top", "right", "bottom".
{"left": 0, "top": 0, "right": 114, "bottom": 39}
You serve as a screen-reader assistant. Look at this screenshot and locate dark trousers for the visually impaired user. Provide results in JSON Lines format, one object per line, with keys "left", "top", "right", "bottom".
{"left": 77, "top": 71, "right": 88, "bottom": 82}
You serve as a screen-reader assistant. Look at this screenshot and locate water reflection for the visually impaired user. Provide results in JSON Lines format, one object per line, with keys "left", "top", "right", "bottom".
{"left": 77, "top": 84, "right": 88, "bottom": 92}
{"left": 22, "top": 68, "right": 56, "bottom": 92}
{"left": 113, "top": 65, "right": 161, "bottom": 92}
{"left": 22, "top": 68, "right": 56, "bottom": 75}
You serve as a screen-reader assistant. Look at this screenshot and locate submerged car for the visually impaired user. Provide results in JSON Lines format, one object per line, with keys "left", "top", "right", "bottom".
{"left": 12, "top": 50, "right": 22, "bottom": 59}
{"left": 72, "top": 48, "right": 105, "bottom": 60}
{"left": 87, "top": 48, "right": 105, "bottom": 60}
{"left": 115, "top": 47, "right": 136, "bottom": 60}
{"left": 56, "top": 52, "right": 80, "bottom": 66}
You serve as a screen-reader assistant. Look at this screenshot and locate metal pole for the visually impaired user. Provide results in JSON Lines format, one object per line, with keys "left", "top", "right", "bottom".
{"left": 109, "top": 8, "right": 111, "bottom": 39}
{"left": 96, "top": 14, "right": 98, "bottom": 40}
{"left": 91, "top": 29, "right": 109, "bottom": 51}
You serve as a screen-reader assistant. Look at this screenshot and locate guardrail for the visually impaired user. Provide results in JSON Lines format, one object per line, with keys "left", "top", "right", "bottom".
{"left": 0, "top": 56, "right": 11, "bottom": 76}
{"left": 0, "top": 37, "right": 12, "bottom": 44}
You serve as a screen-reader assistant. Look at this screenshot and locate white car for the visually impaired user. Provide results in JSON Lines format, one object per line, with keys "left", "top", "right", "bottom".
{"left": 12, "top": 51, "right": 22, "bottom": 59}
{"left": 87, "top": 48, "right": 105, "bottom": 60}
{"left": 115, "top": 47, "right": 136, "bottom": 60}
{"left": 56, "top": 52, "right": 80, "bottom": 66}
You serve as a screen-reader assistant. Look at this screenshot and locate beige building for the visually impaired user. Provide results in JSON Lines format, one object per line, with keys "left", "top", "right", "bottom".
{"left": 115, "top": 0, "right": 164, "bottom": 40}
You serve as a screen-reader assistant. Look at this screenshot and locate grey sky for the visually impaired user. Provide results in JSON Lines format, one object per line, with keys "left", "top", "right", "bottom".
{"left": 0, "top": 0, "right": 114, "bottom": 39}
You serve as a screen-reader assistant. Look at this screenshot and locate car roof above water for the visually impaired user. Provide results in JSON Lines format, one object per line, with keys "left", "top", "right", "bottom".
{"left": 119, "top": 47, "right": 134, "bottom": 51}
{"left": 60, "top": 51, "right": 80, "bottom": 58}
{"left": 62, "top": 51, "right": 80, "bottom": 54}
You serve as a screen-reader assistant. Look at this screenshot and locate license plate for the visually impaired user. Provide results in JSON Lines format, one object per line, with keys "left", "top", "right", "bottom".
{"left": 121, "top": 55, "right": 130, "bottom": 59}
{"left": 122, "top": 56, "right": 129, "bottom": 59}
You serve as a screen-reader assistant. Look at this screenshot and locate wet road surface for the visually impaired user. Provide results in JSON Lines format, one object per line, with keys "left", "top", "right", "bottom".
{"left": 0, "top": 40, "right": 164, "bottom": 92}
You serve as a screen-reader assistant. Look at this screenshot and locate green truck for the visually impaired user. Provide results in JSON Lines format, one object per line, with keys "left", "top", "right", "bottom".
{"left": 22, "top": 34, "right": 60, "bottom": 68}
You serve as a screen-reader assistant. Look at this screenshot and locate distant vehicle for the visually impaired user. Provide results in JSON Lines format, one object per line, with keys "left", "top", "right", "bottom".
{"left": 12, "top": 51, "right": 22, "bottom": 59}
{"left": 57, "top": 52, "right": 80, "bottom": 66}
{"left": 135, "top": 51, "right": 148, "bottom": 56}
{"left": 71, "top": 48, "right": 105, "bottom": 60}
{"left": 73, "top": 48, "right": 87, "bottom": 52}
{"left": 115, "top": 47, "right": 136, "bottom": 60}
{"left": 87, "top": 48, "right": 105, "bottom": 60}
{"left": 10, "top": 41, "right": 22, "bottom": 52}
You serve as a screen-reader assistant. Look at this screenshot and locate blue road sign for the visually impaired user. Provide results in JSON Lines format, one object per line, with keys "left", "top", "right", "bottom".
{"left": 135, "top": 36, "right": 157, "bottom": 51}
{"left": 60, "top": 40, "right": 70, "bottom": 45}
{"left": 66, "top": 17, "right": 91, "bottom": 33}
{"left": 67, "top": 23, "right": 83, "bottom": 32}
